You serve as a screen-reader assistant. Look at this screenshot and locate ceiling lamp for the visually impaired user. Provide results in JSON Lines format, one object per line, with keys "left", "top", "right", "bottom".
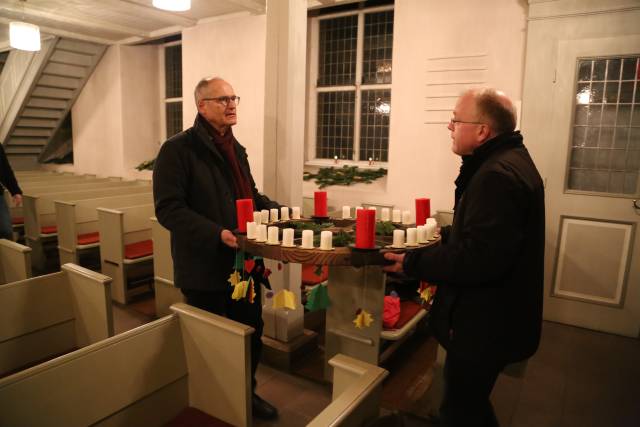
{"left": 153, "top": 0, "right": 191, "bottom": 12}
{"left": 9, "top": 21, "right": 41, "bottom": 52}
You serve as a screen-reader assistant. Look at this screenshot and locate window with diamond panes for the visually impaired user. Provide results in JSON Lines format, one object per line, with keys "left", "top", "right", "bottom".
{"left": 314, "top": 7, "right": 394, "bottom": 162}
{"left": 568, "top": 56, "right": 640, "bottom": 195}
{"left": 163, "top": 43, "right": 183, "bottom": 138}
{"left": 360, "top": 89, "right": 390, "bottom": 162}
{"left": 166, "top": 102, "right": 183, "bottom": 139}
{"left": 362, "top": 11, "right": 393, "bottom": 85}
{"left": 317, "top": 91, "right": 355, "bottom": 160}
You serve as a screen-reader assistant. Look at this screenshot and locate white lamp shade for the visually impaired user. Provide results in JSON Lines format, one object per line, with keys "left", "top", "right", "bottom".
{"left": 153, "top": 0, "right": 191, "bottom": 11}
{"left": 9, "top": 22, "right": 41, "bottom": 52}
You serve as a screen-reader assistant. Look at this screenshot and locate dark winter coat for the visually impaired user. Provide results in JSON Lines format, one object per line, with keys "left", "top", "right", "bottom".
{"left": 404, "top": 131, "right": 545, "bottom": 364}
{"left": 153, "top": 116, "right": 279, "bottom": 291}
{"left": 0, "top": 144, "right": 21, "bottom": 195}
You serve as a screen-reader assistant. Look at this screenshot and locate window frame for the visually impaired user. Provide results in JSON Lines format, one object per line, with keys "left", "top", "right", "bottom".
{"left": 159, "top": 40, "right": 183, "bottom": 141}
{"left": 306, "top": 4, "right": 394, "bottom": 168}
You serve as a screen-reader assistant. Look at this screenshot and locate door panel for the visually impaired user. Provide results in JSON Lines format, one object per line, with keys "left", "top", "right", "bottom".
{"left": 545, "top": 36, "right": 640, "bottom": 337}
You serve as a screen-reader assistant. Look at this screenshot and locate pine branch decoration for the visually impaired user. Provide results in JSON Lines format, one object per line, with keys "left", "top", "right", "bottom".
{"left": 303, "top": 166, "right": 387, "bottom": 189}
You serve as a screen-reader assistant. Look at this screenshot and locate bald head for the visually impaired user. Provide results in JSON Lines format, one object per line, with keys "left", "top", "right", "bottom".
{"left": 465, "top": 88, "right": 517, "bottom": 137}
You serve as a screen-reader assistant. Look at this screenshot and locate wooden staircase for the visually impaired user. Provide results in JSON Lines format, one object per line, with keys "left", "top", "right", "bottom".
{"left": 0, "top": 37, "right": 106, "bottom": 168}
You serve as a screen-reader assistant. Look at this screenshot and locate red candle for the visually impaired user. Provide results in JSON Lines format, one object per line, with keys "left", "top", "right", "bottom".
{"left": 355, "top": 208, "right": 376, "bottom": 249}
{"left": 314, "top": 191, "right": 328, "bottom": 217}
{"left": 415, "top": 198, "right": 431, "bottom": 226}
{"left": 236, "top": 199, "right": 254, "bottom": 233}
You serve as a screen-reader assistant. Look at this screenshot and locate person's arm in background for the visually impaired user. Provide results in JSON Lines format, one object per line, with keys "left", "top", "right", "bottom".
{"left": 0, "top": 144, "right": 22, "bottom": 206}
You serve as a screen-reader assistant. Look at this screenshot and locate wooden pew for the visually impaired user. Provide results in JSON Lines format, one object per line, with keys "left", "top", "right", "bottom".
{"left": 0, "top": 239, "right": 31, "bottom": 285}
{"left": 0, "top": 263, "right": 113, "bottom": 377}
{"left": 151, "top": 217, "right": 184, "bottom": 317}
{"left": 0, "top": 303, "right": 253, "bottom": 427}
{"left": 56, "top": 193, "right": 155, "bottom": 265}
{"left": 98, "top": 204, "right": 155, "bottom": 304}
{"left": 309, "top": 354, "right": 389, "bottom": 427}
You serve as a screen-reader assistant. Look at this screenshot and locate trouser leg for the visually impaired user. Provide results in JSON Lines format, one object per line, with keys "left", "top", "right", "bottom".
{"left": 440, "top": 352, "right": 504, "bottom": 427}
{"left": 0, "top": 194, "right": 13, "bottom": 240}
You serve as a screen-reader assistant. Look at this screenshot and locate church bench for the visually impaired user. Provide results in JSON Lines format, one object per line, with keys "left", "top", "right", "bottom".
{"left": 55, "top": 193, "right": 155, "bottom": 266}
{"left": 0, "top": 263, "right": 113, "bottom": 378}
{"left": 151, "top": 216, "right": 185, "bottom": 317}
{"left": 308, "top": 354, "right": 388, "bottom": 427}
{"left": 98, "top": 204, "right": 156, "bottom": 304}
{"left": 0, "top": 238, "right": 31, "bottom": 285}
{"left": 22, "top": 185, "right": 152, "bottom": 269}
{"left": 0, "top": 303, "right": 254, "bottom": 427}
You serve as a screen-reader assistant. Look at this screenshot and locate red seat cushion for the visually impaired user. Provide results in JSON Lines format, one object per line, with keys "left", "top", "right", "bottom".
{"left": 302, "top": 264, "right": 329, "bottom": 286}
{"left": 41, "top": 225, "right": 57, "bottom": 234}
{"left": 166, "top": 407, "right": 233, "bottom": 427}
{"left": 77, "top": 232, "right": 100, "bottom": 245}
{"left": 124, "top": 239, "right": 153, "bottom": 259}
{"left": 393, "top": 300, "right": 425, "bottom": 330}
{"left": 12, "top": 216, "right": 24, "bottom": 225}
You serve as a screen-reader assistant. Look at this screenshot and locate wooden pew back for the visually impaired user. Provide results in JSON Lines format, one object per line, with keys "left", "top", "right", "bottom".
{"left": 0, "top": 239, "right": 31, "bottom": 284}
{"left": 0, "top": 303, "right": 253, "bottom": 427}
{"left": 0, "top": 263, "right": 112, "bottom": 377}
{"left": 151, "top": 217, "right": 184, "bottom": 316}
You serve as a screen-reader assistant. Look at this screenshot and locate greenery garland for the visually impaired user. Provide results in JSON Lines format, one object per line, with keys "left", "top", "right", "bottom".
{"left": 304, "top": 165, "right": 387, "bottom": 189}
{"left": 135, "top": 159, "right": 155, "bottom": 171}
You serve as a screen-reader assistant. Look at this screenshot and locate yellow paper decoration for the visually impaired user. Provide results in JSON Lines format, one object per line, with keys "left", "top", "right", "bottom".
{"left": 418, "top": 286, "right": 432, "bottom": 302}
{"left": 228, "top": 271, "right": 242, "bottom": 287}
{"left": 272, "top": 289, "right": 297, "bottom": 310}
{"left": 247, "top": 279, "right": 256, "bottom": 303}
{"left": 231, "top": 280, "right": 249, "bottom": 300}
{"left": 353, "top": 310, "right": 373, "bottom": 329}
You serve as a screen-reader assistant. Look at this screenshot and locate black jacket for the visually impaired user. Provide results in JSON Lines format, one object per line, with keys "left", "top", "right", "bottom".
{"left": 404, "top": 131, "right": 545, "bottom": 364}
{"left": 153, "top": 116, "right": 279, "bottom": 291}
{"left": 0, "top": 144, "right": 21, "bottom": 195}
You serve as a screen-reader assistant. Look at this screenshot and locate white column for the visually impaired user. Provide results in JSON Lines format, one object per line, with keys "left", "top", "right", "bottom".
{"left": 262, "top": 0, "right": 307, "bottom": 342}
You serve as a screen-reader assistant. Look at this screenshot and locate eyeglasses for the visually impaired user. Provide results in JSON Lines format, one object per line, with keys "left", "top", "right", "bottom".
{"left": 202, "top": 96, "right": 240, "bottom": 107}
{"left": 450, "top": 119, "right": 485, "bottom": 126}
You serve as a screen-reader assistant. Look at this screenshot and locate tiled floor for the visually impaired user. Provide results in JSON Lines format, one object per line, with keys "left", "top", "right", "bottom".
{"left": 113, "top": 300, "right": 640, "bottom": 427}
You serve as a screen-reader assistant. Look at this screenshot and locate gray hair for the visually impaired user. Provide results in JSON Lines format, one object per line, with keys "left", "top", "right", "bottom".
{"left": 194, "top": 76, "right": 225, "bottom": 105}
{"left": 470, "top": 88, "right": 517, "bottom": 135}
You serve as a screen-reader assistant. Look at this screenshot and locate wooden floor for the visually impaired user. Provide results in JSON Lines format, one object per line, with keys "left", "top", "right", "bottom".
{"left": 114, "top": 297, "right": 640, "bottom": 427}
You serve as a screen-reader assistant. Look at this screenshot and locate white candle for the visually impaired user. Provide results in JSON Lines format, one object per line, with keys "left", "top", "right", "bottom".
{"left": 426, "top": 217, "right": 437, "bottom": 227}
{"left": 417, "top": 225, "right": 428, "bottom": 243}
{"left": 253, "top": 211, "right": 261, "bottom": 224}
{"left": 402, "top": 210, "right": 412, "bottom": 225}
{"left": 256, "top": 224, "right": 268, "bottom": 242}
{"left": 342, "top": 205, "right": 351, "bottom": 219}
{"left": 270, "top": 208, "right": 279, "bottom": 223}
{"left": 261, "top": 209, "right": 270, "bottom": 224}
{"left": 426, "top": 222, "right": 437, "bottom": 240}
{"left": 282, "top": 228, "right": 295, "bottom": 246}
{"left": 381, "top": 208, "right": 390, "bottom": 222}
{"left": 246, "top": 221, "right": 257, "bottom": 239}
{"left": 280, "top": 206, "right": 290, "bottom": 221}
{"left": 292, "top": 206, "right": 301, "bottom": 219}
{"left": 301, "top": 229, "right": 314, "bottom": 249}
{"left": 392, "top": 209, "right": 401, "bottom": 223}
{"left": 267, "top": 226, "right": 279, "bottom": 244}
{"left": 392, "top": 229, "right": 405, "bottom": 248}
{"left": 406, "top": 227, "right": 418, "bottom": 246}
{"left": 320, "top": 230, "right": 333, "bottom": 250}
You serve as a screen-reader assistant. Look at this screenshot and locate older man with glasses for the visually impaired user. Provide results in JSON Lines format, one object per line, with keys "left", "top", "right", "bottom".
{"left": 153, "top": 76, "right": 280, "bottom": 420}
{"left": 384, "top": 88, "right": 545, "bottom": 427}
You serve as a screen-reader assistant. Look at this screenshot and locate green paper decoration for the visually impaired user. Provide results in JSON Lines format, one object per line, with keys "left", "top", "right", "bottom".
{"left": 234, "top": 251, "right": 245, "bottom": 270}
{"left": 305, "top": 284, "right": 331, "bottom": 311}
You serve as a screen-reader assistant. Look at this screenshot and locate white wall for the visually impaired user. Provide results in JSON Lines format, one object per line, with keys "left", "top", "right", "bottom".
{"left": 182, "top": 13, "right": 267, "bottom": 189}
{"left": 304, "top": 0, "right": 528, "bottom": 218}
{"left": 71, "top": 45, "right": 158, "bottom": 180}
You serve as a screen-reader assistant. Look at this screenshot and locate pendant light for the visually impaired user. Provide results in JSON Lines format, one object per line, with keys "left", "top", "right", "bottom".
{"left": 152, "top": 0, "right": 191, "bottom": 12}
{"left": 9, "top": 1, "right": 41, "bottom": 52}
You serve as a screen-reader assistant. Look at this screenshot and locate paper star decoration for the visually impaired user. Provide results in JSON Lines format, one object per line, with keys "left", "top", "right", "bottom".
{"left": 417, "top": 282, "right": 437, "bottom": 304}
{"left": 247, "top": 278, "right": 256, "bottom": 303}
{"left": 272, "top": 289, "right": 297, "bottom": 310}
{"left": 305, "top": 284, "right": 331, "bottom": 311}
{"left": 228, "top": 271, "right": 242, "bottom": 287}
{"left": 353, "top": 309, "right": 373, "bottom": 329}
{"left": 231, "top": 280, "right": 249, "bottom": 300}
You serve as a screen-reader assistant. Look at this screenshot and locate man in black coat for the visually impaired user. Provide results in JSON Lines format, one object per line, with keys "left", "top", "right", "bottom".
{"left": 153, "top": 77, "right": 280, "bottom": 420}
{"left": 385, "top": 89, "right": 545, "bottom": 427}
{"left": 0, "top": 143, "right": 22, "bottom": 240}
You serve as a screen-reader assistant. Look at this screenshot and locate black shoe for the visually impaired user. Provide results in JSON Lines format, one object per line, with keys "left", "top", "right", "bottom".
{"left": 252, "top": 394, "right": 278, "bottom": 420}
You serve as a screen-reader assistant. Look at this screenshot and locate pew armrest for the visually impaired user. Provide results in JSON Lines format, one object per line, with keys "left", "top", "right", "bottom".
{"left": 0, "top": 238, "right": 31, "bottom": 284}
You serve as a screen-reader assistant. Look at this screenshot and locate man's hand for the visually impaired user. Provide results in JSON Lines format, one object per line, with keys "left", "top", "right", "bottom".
{"left": 12, "top": 194, "right": 22, "bottom": 207}
{"left": 221, "top": 229, "right": 238, "bottom": 249}
{"left": 382, "top": 252, "right": 405, "bottom": 273}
